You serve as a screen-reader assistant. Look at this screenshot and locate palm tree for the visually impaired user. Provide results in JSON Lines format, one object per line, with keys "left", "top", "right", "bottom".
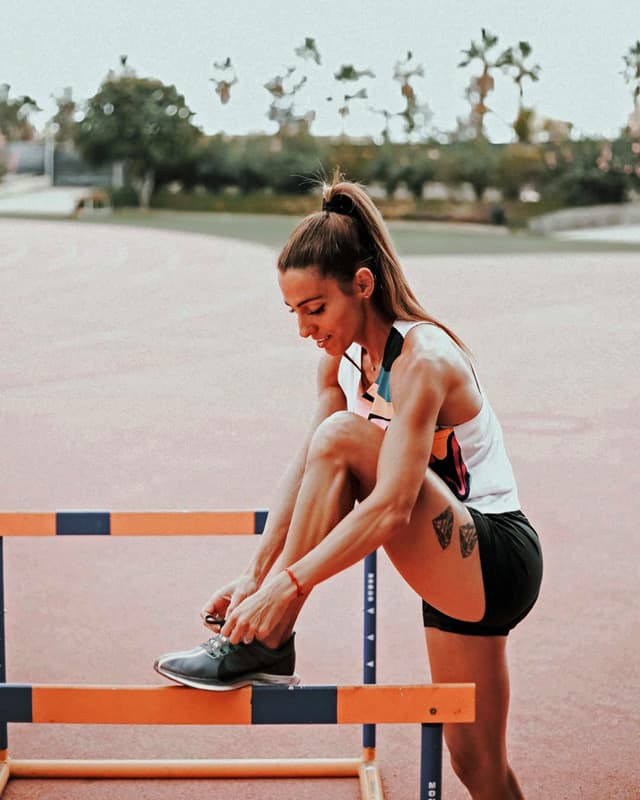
{"left": 497, "top": 41, "right": 541, "bottom": 106}
{"left": 393, "top": 51, "right": 431, "bottom": 140}
{"left": 331, "top": 64, "right": 375, "bottom": 135}
{"left": 497, "top": 41, "right": 541, "bottom": 143}
{"left": 265, "top": 40, "right": 322, "bottom": 136}
{"left": 210, "top": 58, "right": 238, "bottom": 106}
{"left": 458, "top": 28, "right": 501, "bottom": 139}
{"left": 622, "top": 41, "right": 640, "bottom": 135}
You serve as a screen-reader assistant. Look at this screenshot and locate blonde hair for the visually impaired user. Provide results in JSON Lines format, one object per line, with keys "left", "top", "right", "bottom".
{"left": 277, "top": 176, "right": 468, "bottom": 350}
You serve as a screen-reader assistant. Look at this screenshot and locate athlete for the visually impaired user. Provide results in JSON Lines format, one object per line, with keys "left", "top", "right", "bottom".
{"left": 155, "top": 178, "right": 543, "bottom": 800}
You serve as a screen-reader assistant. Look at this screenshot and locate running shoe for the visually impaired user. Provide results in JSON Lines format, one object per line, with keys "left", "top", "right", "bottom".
{"left": 154, "top": 633, "right": 300, "bottom": 691}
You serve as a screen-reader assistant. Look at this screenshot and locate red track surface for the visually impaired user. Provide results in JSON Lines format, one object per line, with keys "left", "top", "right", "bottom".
{"left": 1, "top": 219, "right": 638, "bottom": 799}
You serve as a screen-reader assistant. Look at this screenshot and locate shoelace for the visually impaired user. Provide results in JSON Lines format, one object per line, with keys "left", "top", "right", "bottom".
{"left": 202, "top": 633, "right": 237, "bottom": 658}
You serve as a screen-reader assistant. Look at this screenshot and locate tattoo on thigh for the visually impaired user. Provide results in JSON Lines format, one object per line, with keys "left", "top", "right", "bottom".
{"left": 432, "top": 505, "right": 454, "bottom": 550}
{"left": 459, "top": 522, "right": 478, "bottom": 558}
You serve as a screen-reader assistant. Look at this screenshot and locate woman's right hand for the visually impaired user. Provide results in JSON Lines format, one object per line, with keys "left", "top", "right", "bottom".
{"left": 200, "top": 574, "right": 260, "bottom": 632}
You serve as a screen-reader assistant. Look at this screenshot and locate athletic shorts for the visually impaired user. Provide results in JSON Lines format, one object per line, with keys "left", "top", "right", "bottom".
{"left": 422, "top": 507, "right": 543, "bottom": 637}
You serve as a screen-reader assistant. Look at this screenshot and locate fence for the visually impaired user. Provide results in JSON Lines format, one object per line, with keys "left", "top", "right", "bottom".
{"left": 0, "top": 511, "right": 475, "bottom": 799}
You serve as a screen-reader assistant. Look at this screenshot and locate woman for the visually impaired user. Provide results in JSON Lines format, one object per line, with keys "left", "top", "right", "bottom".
{"left": 155, "top": 179, "right": 542, "bottom": 800}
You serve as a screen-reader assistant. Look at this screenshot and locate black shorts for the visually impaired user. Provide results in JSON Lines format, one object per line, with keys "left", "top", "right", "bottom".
{"left": 422, "top": 507, "right": 543, "bottom": 637}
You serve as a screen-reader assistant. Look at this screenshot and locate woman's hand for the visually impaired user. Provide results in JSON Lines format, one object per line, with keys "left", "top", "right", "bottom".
{"left": 200, "top": 574, "right": 259, "bottom": 632}
{"left": 221, "top": 572, "right": 297, "bottom": 645}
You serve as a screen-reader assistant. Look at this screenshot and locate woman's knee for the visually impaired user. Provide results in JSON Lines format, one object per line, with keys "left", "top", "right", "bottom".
{"left": 447, "top": 730, "right": 509, "bottom": 794}
{"left": 307, "top": 411, "right": 363, "bottom": 463}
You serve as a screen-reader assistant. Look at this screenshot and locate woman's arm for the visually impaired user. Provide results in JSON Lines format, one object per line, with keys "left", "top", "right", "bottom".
{"left": 286, "top": 352, "right": 448, "bottom": 591}
{"left": 202, "top": 355, "right": 346, "bottom": 626}
{"left": 219, "top": 350, "right": 453, "bottom": 643}
{"left": 243, "top": 355, "right": 346, "bottom": 584}
{"left": 244, "top": 355, "right": 348, "bottom": 581}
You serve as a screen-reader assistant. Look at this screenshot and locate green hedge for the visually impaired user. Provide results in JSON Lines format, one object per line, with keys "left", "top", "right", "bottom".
{"left": 108, "top": 133, "right": 639, "bottom": 214}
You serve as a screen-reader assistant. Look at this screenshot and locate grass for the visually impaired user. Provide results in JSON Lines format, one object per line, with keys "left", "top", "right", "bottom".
{"left": 69, "top": 208, "right": 640, "bottom": 256}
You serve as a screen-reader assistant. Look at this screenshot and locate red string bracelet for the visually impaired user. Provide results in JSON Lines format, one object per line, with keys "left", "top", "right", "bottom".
{"left": 285, "top": 567, "right": 304, "bottom": 597}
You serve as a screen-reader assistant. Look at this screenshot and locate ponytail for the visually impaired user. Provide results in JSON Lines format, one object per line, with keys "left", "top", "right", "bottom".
{"left": 277, "top": 175, "right": 468, "bottom": 351}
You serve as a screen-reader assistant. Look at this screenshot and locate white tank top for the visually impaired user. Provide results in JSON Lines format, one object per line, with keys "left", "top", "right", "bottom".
{"left": 337, "top": 320, "right": 520, "bottom": 514}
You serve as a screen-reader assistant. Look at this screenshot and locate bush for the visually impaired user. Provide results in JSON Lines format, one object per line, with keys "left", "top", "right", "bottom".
{"left": 439, "top": 139, "right": 502, "bottom": 200}
{"left": 546, "top": 169, "right": 628, "bottom": 206}
{"left": 263, "top": 135, "right": 329, "bottom": 194}
{"left": 109, "top": 185, "right": 140, "bottom": 208}
{"left": 497, "top": 143, "right": 544, "bottom": 201}
{"left": 402, "top": 151, "right": 438, "bottom": 200}
{"left": 194, "top": 135, "right": 235, "bottom": 193}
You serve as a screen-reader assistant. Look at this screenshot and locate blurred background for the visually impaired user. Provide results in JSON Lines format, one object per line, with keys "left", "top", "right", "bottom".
{"left": 1, "top": 0, "right": 640, "bottom": 239}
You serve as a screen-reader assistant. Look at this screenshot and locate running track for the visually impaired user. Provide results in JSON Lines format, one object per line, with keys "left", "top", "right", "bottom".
{"left": 1, "top": 219, "right": 638, "bottom": 799}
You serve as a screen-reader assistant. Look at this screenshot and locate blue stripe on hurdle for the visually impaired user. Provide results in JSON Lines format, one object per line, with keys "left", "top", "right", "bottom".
{"left": 254, "top": 510, "right": 268, "bottom": 534}
{"left": 56, "top": 512, "right": 110, "bottom": 536}
{"left": 251, "top": 685, "right": 337, "bottom": 724}
{"left": 0, "top": 685, "right": 33, "bottom": 722}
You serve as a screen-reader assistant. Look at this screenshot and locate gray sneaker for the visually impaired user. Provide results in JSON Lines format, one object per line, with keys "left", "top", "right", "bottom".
{"left": 154, "top": 633, "right": 300, "bottom": 691}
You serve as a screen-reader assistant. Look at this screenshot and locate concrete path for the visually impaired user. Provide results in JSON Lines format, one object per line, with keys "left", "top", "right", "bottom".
{"left": 554, "top": 224, "right": 640, "bottom": 242}
{"left": 0, "top": 187, "right": 85, "bottom": 216}
{"left": 1, "top": 219, "right": 638, "bottom": 799}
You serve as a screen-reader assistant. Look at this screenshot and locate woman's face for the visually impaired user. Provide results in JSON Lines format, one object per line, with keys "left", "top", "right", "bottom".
{"left": 278, "top": 266, "right": 365, "bottom": 357}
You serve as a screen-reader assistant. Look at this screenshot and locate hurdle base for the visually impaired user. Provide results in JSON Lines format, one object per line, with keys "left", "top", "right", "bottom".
{"left": 1, "top": 755, "right": 384, "bottom": 798}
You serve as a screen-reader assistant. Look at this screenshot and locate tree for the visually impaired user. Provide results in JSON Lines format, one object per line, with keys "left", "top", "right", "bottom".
{"left": 622, "top": 40, "right": 640, "bottom": 111}
{"left": 0, "top": 84, "right": 40, "bottom": 141}
{"left": 393, "top": 52, "right": 431, "bottom": 140}
{"left": 75, "top": 59, "right": 201, "bottom": 208}
{"left": 210, "top": 58, "right": 238, "bottom": 105}
{"left": 49, "top": 87, "right": 76, "bottom": 146}
{"left": 497, "top": 42, "right": 540, "bottom": 106}
{"left": 441, "top": 139, "right": 501, "bottom": 200}
{"left": 365, "top": 143, "right": 405, "bottom": 198}
{"left": 497, "top": 42, "right": 541, "bottom": 142}
{"left": 497, "top": 142, "right": 544, "bottom": 200}
{"left": 264, "top": 39, "right": 321, "bottom": 136}
{"left": 331, "top": 64, "right": 375, "bottom": 134}
{"left": 402, "top": 149, "right": 437, "bottom": 199}
{"left": 457, "top": 29, "right": 502, "bottom": 140}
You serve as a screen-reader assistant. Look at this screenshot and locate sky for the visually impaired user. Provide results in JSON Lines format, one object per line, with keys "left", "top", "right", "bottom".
{"left": 2, "top": 0, "right": 639, "bottom": 143}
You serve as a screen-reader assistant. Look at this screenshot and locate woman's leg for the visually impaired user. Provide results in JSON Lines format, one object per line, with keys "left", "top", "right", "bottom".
{"left": 265, "top": 411, "right": 523, "bottom": 798}
{"left": 264, "top": 410, "right": 485, "bottom": 646}
{"left": 426, "top": 628, "right": 525, "bottom": 800}
{"left": 262, "top": 413, "right": 365, "bottom": 646}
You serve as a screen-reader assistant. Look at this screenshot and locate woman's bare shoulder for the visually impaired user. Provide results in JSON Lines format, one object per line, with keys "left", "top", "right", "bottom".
{"left": 401, "top": 323, "right": 462, "bottom": 371}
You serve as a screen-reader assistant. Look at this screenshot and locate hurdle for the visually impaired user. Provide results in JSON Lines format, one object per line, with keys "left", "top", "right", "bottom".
{"left": 0, "top": 511, "right": 475, "bottom": 799}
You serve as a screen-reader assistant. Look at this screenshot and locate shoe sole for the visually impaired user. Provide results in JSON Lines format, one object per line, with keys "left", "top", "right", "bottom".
{"left": 154, "top": 661, "right": 301, "bottom": 691}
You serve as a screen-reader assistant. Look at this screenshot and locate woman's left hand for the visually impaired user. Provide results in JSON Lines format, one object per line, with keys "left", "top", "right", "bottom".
{"left": 220, "top": 572, "right": 297, "bottom": 644}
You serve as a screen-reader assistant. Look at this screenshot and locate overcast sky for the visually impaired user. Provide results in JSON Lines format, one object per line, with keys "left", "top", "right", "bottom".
{"left": 2, "top": 0, "right": 638, "bottom": 142}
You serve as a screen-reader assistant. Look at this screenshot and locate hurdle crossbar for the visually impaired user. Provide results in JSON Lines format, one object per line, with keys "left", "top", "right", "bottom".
{"left": 0, "top": 510, "right": 268, "bottom": 537}
{"left": 0, "top": 683, "right": 473, "bottom": 795}
{"left": 0, "top": 511, "right": 476, "bottom": 799}
{"left": 0, "top": 683, "right": 474, "bottom": 726}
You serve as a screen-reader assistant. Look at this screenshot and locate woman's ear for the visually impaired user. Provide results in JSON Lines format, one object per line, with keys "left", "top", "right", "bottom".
{"left": 354, "top": 267, "right": 375, "bottom": 299}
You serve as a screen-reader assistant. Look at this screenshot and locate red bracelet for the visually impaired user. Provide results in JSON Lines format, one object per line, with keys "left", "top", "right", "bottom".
{"left": 285, "top": 567, "right": 304, "bottom": 597}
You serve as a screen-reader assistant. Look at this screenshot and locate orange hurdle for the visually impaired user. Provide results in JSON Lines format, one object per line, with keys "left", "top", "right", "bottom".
{"left": 0, "top": 511, "right": 476, "bottom": 799}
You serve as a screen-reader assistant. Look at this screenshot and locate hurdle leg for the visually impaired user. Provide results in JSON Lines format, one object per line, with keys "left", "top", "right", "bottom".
{"left": 420, "top": 723, "right": 443, "bottom": 800}
{"left": 0, "top": 537, "right": 9, "bottom": 798}
{"left": 0, "top": 759, "right": 8, "bottom": 795}
{"left": 362, "top": 549, "right": 377, "bottom": 753}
